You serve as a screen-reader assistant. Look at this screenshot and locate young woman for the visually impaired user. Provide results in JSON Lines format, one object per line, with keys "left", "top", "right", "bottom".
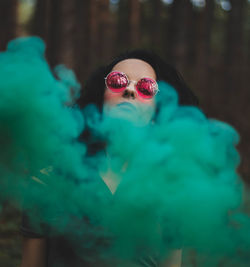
{"left": 21, "top": 49, "right": 198, "bottom": 267}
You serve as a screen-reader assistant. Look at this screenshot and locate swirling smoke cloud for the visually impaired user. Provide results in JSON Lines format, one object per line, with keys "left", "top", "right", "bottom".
{"left": 0, "top": 37, "right": 250, "bottom": 266}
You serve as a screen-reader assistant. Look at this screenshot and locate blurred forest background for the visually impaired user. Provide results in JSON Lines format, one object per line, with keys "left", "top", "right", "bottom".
{"left": 0, "top": 0, "right": 250, "bottom": 266}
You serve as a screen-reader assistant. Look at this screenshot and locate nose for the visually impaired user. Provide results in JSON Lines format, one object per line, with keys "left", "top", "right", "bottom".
{"left": 122, "top": 81, "right": 137, "bottom": 99}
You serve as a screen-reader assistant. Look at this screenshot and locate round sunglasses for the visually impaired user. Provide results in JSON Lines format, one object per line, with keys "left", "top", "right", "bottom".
{"left": 104, "top": 71, "right": 159, "bottom": 99}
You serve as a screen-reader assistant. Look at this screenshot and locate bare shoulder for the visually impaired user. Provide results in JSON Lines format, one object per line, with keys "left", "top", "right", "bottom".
{"left": 21, "top": 237, "right": 47, "bottom": 267}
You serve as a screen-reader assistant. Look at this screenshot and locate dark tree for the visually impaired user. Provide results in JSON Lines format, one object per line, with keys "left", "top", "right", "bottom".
{"left": 97, "top": 0, "right": 114, "bottom": 62}
{"left": 46, "top": 0, "right": 76, "bottom": 68}
{"left": 117, "top": 0, "right": 130, "bottom": 50}
{"left": 128, "top": 0, "right": 141, "bottom": 47}
{"left": 140, "top": 0, "right": 163, "bottom": 51}
{"left": 0, "top": 0, "right": 17, "bottom": 51}
{"left": 194, "top": 0, "right": 215, "bottom": 108}
{"left": 32, "top": 0, "right": 76, "bottom": 67}
{"left": 224, "top": 0, "right": 246, "bottom": 92}
{"left": 151, "top": 0, "right": 163, "bottom": 50}
{"left": 31, "top": 0, "right": 50, "bottom": 43}
{"left": 73, "top": 0, "right": 101, "bottom": 84}
{"left": 165, "top": 0, "right": 195, "bottom": 72}
{"left": 117, "top": 0, "right": 141, "bottom": 50}
{"left": 223, "top": 0, "right": 248, "bottom": 183}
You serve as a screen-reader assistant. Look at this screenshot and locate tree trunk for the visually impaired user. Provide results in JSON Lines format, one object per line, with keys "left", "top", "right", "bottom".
{"left": 128, "top": 0, "right": 141, "bottom": 47}
{"left": 151, "top": 0, "right": 163, "bottom": 50}
{"left": 117, "top": 0, "right": 129, "bottom": 51}
{"left": 31, "top": 0, "right": 50, "bottom": 43}
{"left": 224, "top": 0, "right": 246, "bottom": 93}
{"left": 224, "top": 0, "right": 249, "bottom": 184}
{"left": 194, "top": 0, "right": 215, "bottom": 110}
{"left": 74, "top": 0, "right": 100, "bottom": 85}
{"left": 45, "top": 0, "right": 76, "bottom": 68}
{"left": 45, "top": 0, "right": 61, "bottom": 66}
{"left": 166, "top": 0, "right": 194, "bottom": 72}
{"left": 0, "top": 0, "right": 17, "bottom": 51}
{"left": 117, "top": 0, "right": 141, "bottom": 50}
{"left": 98, "top": 0, "right": 114, "bottom": 63}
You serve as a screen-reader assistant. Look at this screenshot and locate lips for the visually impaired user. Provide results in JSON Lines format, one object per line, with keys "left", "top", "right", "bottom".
{"left": 116, "top": 102, "right": 137, "bottom": 111}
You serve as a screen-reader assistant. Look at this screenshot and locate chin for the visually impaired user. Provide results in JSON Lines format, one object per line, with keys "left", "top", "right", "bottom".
{"left": 103, "top": 105, "right": 152, "bottom": 127}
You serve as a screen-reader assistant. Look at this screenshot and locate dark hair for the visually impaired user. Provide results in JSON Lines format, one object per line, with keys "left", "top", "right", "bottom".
{"left": 77, "top": 49, "right": 198, "bottom": 111}
{"left": 77, "top": 49, "right": 199, "bottom": 154}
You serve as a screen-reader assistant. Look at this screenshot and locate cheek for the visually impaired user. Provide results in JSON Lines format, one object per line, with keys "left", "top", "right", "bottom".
{"left": 104, "top": 89, "right": 122, "bottom": 105}
{"left": 138, "top": 98, "right": 156, "bottom": 112}
{"left": 137, "top": 100, "right": 156, "bottom": 122}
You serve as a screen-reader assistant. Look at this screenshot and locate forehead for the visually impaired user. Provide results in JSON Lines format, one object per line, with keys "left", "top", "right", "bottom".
{"left": 111, "top": 58, "right": 157, "bottom": 80}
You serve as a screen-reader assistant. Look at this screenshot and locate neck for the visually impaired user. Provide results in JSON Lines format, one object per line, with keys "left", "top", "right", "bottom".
{"left": 99, "top": 150, "right": 127, "bottom": 194}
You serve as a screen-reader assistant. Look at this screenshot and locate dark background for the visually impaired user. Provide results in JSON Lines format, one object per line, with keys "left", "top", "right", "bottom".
{"left": 0, "top": 0, "right": 249, "bottom": 266}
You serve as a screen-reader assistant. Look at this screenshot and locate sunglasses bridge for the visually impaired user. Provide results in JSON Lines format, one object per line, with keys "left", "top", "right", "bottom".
{"left": 105, "top": 71, "right": 159, "bottom": 99}
{"left": 126, "top": 80, "right": 139, "bottom": 92}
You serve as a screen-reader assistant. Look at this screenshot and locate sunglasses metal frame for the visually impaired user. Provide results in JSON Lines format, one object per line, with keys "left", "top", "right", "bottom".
{"left": 104, "top": 71, "right": 159, "bottom": 99}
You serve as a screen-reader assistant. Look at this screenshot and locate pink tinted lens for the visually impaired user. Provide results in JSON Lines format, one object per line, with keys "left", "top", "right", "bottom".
{"left": 136, "top": 78, "right": 157, "bottom": 99}
{"left": 106, "top": 72, "right": 128, "bottom": 92}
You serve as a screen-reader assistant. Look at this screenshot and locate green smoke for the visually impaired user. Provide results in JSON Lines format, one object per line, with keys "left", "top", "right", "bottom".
{"left": 0, "top": 37, "right": 249, "bottom": 266}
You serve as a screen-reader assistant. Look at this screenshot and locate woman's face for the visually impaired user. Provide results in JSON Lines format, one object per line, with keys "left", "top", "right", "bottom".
{"left": 103, "top": 59, "right": 157, "bottom": 126}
